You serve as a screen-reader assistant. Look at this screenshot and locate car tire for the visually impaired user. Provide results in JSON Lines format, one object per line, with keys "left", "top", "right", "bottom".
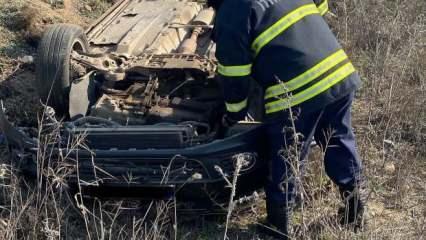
{"left": 36, "top": 24, "right": 89, "bottom": 118}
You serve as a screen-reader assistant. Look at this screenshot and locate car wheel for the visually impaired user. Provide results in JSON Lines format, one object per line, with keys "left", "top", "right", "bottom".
{"left": 36, "top": 24, "right": 89, "bottom": 118}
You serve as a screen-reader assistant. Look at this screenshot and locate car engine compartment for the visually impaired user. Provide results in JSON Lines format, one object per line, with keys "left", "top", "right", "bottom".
{"left": 65, "top": 1, "right": 234, "bottom": 139}
{"left": 77, "top": 53, "right": 222, "bottom": 126}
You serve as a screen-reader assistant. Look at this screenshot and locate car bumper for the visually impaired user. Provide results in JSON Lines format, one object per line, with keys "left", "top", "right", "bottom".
{"left": 0, "top": 107, "right": 268, "bottom": 200}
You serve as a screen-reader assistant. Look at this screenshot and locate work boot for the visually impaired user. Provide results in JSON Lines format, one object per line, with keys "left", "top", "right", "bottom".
{"left": 258, "top": 201, "right": 292, "bottom": 239}
{"left": 338, "top": 185, "right": 367, "bottom": 231}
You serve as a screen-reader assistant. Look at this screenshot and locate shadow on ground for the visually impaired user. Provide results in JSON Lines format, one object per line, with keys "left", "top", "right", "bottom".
{"left": 0, "top": 65, "right": 40, "bottom": 127}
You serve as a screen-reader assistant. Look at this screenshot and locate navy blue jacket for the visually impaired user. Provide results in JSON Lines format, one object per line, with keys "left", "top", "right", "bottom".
{"left": 213, "top": 0, "right": 361, "bottom": 121}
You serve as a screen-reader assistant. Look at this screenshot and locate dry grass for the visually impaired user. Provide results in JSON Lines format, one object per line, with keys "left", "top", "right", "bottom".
{"left": 197, "top": 0, "right": 426, "bottom": 239}
{"left": 0, "top": 0, "right": 425, "bottom": 239}
{"left": 78, "top": 0, "right": 117, "bottom": 19}
{"left": 0, "top": 106, "right": 179, "bottom": 239}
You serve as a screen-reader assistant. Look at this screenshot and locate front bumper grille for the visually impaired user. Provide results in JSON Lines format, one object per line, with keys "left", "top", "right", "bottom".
{"left": 76, "top": 156, "right": 209, "bottom": 184}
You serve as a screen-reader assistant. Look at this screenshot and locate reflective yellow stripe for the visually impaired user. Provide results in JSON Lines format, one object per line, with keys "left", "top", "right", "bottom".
{"left": 265, "top": 49, "right": 348, "bottom": 99}
{"left": 265, "top": 62, "right": 355, "bottom": 114}
{"left": 318, "top": 0, "right": 329, "bottom": 16}
{"left": 218, "top": 64, "right": 252, "bottom": 77}
{"left": 226, "top": 99, "right": 248, "bottom": 113}
{"left": 252, "top": 4, "right": 319, "bottom": 56}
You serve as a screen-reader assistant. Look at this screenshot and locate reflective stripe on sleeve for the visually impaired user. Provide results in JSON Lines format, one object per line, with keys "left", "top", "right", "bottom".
{"left": 226, "top": 99, "right": 248, "bottom": 113}
{"left": 265, "top": 49, "right": 348, "bottom": 99}
{"left": 318, "top": 0, "right": 329, "bottom": 16}
{"left": 218, "top": 64, "right": 252, "bottom": 77}
{"left": 251, "top": 4, "right": 319, "bottom": 56}
{"left": 265, "top": 62, "right": 356, "bottom": 114}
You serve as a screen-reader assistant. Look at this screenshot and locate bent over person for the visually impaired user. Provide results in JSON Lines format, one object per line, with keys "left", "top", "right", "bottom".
{"left": 208, "top": 0, "right": 367, "bottom": 239}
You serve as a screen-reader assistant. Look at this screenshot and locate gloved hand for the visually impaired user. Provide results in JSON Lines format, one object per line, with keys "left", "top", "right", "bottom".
{"left": 216, "top": 114, "right": 238, "bottom": 139}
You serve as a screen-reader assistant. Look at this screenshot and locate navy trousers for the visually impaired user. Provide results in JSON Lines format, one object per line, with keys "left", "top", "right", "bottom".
{"left": 265, "top": 92, "right": 363, "bottom": 204}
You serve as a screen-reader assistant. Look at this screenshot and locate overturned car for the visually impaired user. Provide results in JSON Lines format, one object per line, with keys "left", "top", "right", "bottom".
{"left": 0, "top": 0, "right": 268, "bottom": 202}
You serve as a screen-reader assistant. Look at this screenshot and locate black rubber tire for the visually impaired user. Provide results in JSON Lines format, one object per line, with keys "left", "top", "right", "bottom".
{"left": 36, "top": 24, "right": 89, "bottom": 118}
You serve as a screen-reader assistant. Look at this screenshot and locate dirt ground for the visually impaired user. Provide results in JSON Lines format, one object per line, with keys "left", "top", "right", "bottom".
{"left": 0, "top": 0, "right": 93, "bottom": 125}
{"left": 0, "top": 0, "right": 425, "bottom": 239}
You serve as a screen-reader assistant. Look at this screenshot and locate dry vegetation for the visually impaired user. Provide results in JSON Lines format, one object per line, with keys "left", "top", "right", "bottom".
{"left": 0, "top": 0, "right": 425, "bottom": 239}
